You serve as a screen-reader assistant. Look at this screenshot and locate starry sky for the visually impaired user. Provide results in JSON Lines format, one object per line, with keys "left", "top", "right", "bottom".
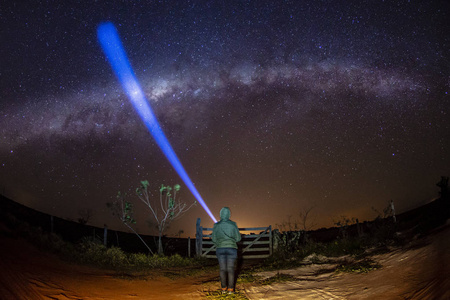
{"left": 1, "top": 0, "right": 449, "bottom": 237}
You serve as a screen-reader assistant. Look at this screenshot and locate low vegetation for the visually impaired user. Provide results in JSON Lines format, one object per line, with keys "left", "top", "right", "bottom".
{"left": 2, "top": 212, "right": 212, "bottom": 273}
{"left": 259, "top": 273, "right": 298, "bottom": 285}
{"left": 203, "top": 290, "right": 249, "bottom": 300}
{"left": 75, "top": 236, "right": 205, "bottom": 271}
{"left": 335, "top": 258, "right": 381, "bottom": 274}
{"left": 259, "top": 236, "right": 378, "bottom": 272}
{"left": 258, "top": 201, "right": 405, "bottom": 273}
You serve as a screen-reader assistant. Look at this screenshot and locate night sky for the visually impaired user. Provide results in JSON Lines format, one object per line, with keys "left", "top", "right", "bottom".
{"left": 1, "top": 0, "right": 449, "bottom": 237}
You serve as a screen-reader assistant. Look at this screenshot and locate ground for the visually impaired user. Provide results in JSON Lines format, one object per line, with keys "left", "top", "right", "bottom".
{"left": 1, "top": 222, "right": 449, "bottom": 299}
{"left": 240, "top": 223, "right": 450, "bottom": 299}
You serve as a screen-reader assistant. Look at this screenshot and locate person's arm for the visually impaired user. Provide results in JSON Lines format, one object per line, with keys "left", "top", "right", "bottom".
{"left": 234, "top": 225, "right": 241, "bottom": 242}
{"left": 211, "top": 224, "right": 217, "bottom": 244}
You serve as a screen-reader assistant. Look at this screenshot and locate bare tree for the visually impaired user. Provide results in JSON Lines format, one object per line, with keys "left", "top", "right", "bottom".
{"left": 276, "top": 206, "right": 317, "bottom": 232}
{"left": 299, "top": 206, "right": 317, "bottom": 231}
{"left": 107, "top": 192, "right": 154, "bottom": 254}
{"left": 135, "top": 180, "right": 196, "bottom": 254}
{"left": 276, "top": 215, "right": 298, "bottom": 232}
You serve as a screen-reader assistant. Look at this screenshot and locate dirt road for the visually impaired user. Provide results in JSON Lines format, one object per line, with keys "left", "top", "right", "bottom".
{"left": 1, "top": 223, "right": 449, "bottom": 299}
{"left": 242, "top": 223, "right": 450, "bottom": 299}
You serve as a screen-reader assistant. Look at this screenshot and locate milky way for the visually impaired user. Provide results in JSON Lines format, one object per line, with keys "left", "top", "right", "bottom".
{"left": 1, "top": 0, "right": 449, "bottom": 235}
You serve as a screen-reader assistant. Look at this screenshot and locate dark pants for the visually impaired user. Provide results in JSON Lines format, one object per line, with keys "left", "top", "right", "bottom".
{"left": 216, "top": 247, "right": 238, "bottom": 290}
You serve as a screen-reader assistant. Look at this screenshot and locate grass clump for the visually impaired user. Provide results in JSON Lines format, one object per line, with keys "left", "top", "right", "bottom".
{"left": 236, "top": 271, "right": 262, "bottom": 284}
{"left": 259, "top": 272, "right": 297, "bottom": 285}
{"left": 203, "top": 290, "right": 249, "bottom": 300}
{"left": 335, "top": 258, "right": 381, "bottom": 274}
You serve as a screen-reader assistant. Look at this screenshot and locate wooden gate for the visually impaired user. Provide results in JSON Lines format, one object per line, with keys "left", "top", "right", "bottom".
{"left": 195, "top": 218, "right": 272, "bottom": 259}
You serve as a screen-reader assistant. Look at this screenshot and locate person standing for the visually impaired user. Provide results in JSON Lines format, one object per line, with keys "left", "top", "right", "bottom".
{"left": 211, "top": 207, "right": 241, "bottom": 294}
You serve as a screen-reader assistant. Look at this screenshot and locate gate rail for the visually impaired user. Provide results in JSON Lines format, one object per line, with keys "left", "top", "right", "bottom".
{"left": 195, "top": 218, "right": 272, "bottom": 259}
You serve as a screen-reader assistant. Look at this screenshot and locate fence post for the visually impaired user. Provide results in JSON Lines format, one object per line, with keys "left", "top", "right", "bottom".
{"left": 356, "top": 218, "right": 363, "bottom": 237}
{"left": 269, "top": 225, "right": 272, "bottom": 256}
{"left": 196, "top": 218, "right": 202, "bottom": 256}
{"left": 390, "top": 200, "right": 396, "bottom": 223}
{"left": 188, "top": 237, "right": 191, "bottom": 257}
{"left": 103, "top": 224, "right": 108, "bottom": 247}
{"left": 115, "top": 230, "right": 120, "bottom": 247}
{"left": 272, "top": 229, "right": 279, "bottom": 252}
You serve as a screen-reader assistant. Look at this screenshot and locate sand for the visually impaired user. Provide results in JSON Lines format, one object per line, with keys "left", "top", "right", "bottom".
{"left": 1, "top": 222, "right": 449, "bottom": 299}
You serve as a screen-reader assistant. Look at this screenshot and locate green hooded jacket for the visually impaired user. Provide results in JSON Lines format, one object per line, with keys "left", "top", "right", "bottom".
{"left": 212, "top": 207, "right": 241, "bottom": 249}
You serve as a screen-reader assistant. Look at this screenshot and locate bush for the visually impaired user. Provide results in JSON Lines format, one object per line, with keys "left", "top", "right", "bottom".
{"left": 77, "top": 237, "right": 108, "bottom": 265}
{"left": 146, "top": 254, "right": 192, "bottom": 269}
{"left": 129, "top": 253, "right": 151, "bottom": 270}
{"left": 72, "top": 236, "right": 205, "bottom": 271}
{"left": 106, "top": 246, "right": 128, "bottom": 268}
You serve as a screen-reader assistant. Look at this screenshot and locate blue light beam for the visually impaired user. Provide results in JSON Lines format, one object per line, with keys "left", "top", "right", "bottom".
{"left": 97, "top": 22, "right": 217, "bottom": 223}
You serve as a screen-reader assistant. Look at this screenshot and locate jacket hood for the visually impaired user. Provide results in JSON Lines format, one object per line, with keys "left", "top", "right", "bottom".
{"left": 220, "top": 207, "right": 231, "bottom": 220}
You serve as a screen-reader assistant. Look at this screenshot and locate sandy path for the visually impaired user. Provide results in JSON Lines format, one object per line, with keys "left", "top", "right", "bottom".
{"left": 1, "top": 223, "right": 449, "bottom": 299}
{"left": 241, "top": 224, "right": 450, "bottom": 299}
{"left": 0, "top": 234, "right": 209, "bottom": 299}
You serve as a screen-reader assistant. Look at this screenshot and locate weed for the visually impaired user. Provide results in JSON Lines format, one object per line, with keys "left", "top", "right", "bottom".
{"left": 203, "top": 289, "right": 249, "bottom": 300}
{"left": 236, "top": 272, "right": 262, "bottom": 284}
{"left": 259, "top": 273, "right": 298, "bottom": 285}
{"left": 335, "top": 259, "right": 381, "bottom": 274}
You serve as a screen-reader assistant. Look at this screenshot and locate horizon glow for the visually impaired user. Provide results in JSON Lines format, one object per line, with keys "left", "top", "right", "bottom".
{"left": 97, "top": 22, "right": 217, "bottom": 223}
